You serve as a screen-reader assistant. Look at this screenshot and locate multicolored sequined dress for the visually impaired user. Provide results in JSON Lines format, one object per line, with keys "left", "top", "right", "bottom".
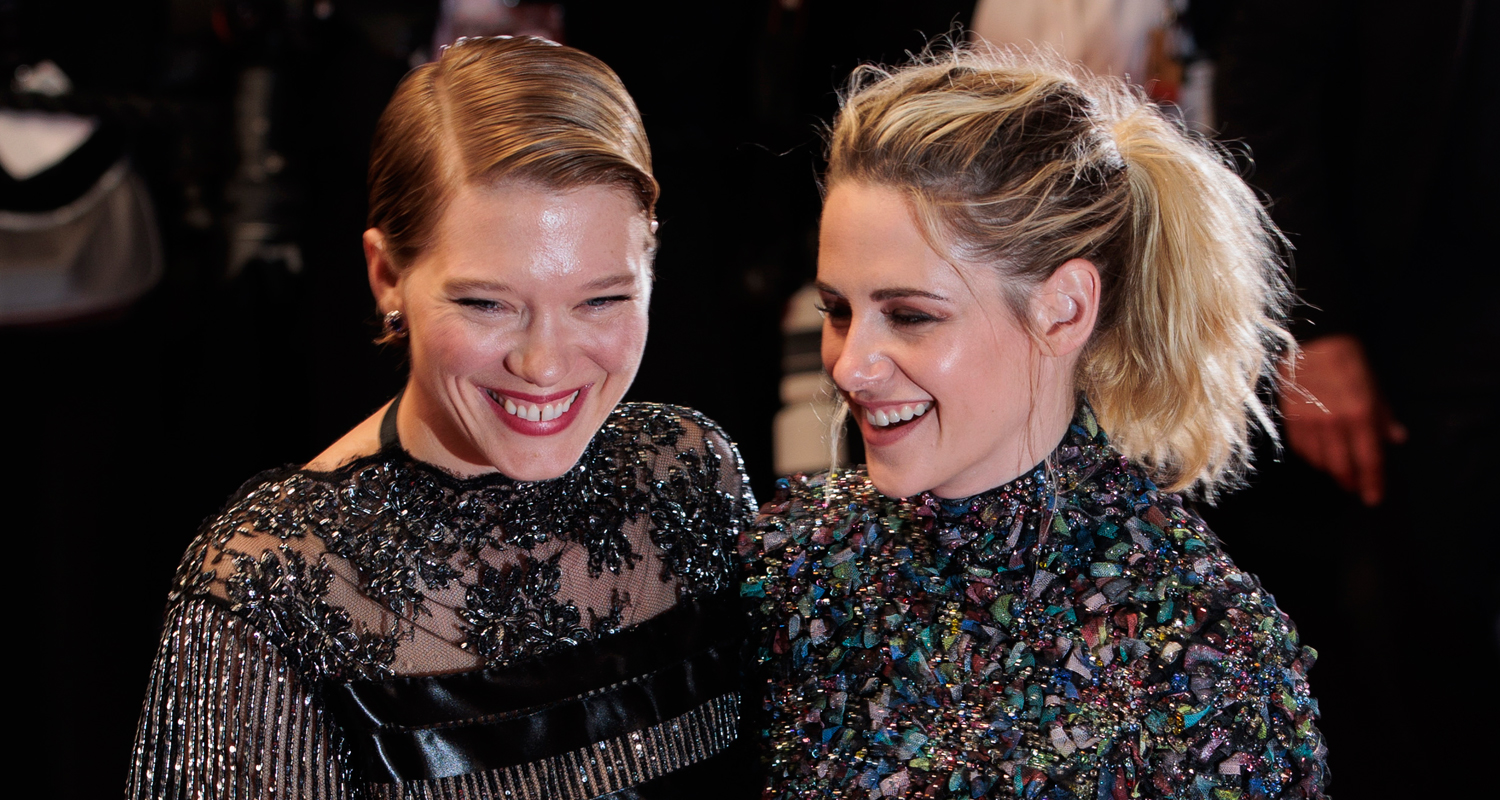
{"left": 740, "top": 407, "right": 1329, "bottom": 799}
{"left": 128, "top": 402, "right": 757, "bottom": 800}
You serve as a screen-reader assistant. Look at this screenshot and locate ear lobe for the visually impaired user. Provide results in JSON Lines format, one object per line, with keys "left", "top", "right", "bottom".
{"left": 1035, "top": 258, "right": 1100, "bottom": 357}
{"left": 365, "top": 228, "right": 403, "bottom": 315}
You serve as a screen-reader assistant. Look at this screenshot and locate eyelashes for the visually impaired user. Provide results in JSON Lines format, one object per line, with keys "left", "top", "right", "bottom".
{"left": 454, "top": 295, "right": 635, "bottom": 313}
{"left": 814, "top": 302, "right": 849, "bottom": 319}
{"left": 456, "top": 298, "right": 503, "bottom": 311}
{"left": 583, "top": 294, "right": 633, "bottom": 309}
{"left": 816, "top": 301, "right": 942, "bottom": 327}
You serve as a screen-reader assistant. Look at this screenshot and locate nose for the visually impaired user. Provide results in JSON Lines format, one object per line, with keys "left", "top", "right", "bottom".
{"left": 827, "top": 318, "right": 893, "bottom": 394}
{"left": 504, "top": 315, "right": 568, "bottom": 388}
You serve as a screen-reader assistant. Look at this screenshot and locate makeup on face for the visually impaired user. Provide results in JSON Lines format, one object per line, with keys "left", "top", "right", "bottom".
{"left": 817, "top": 182, "right": 1075, "bottom": 499}
{"left": 391, "top": 182, "right": 653, "bottom": 481}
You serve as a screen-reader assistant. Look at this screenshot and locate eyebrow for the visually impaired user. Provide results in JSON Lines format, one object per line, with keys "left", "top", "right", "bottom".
{"left": 444, "top": 278, "right": 510, "bottom": 295}
{"left": 815, "top": 281, "right": 950, "bottom": 303}
{"left": 582, "top": 273, "right": 638, "bottom": 291}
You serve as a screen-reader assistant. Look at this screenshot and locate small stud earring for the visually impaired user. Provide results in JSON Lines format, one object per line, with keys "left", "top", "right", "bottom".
{"left": 382, "top": 309, "right": 408, "bottom": 338}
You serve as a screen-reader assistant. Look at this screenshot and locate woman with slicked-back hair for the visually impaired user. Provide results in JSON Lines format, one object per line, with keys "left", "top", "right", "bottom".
{"left": 128, "top": 37, "right": 757, "bottom": 800}
{"left": 741, "top": 48, "right": 1329, "bottom": 799}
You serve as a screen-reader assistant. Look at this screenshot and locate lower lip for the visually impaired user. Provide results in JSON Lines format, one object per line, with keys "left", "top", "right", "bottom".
{"left": 856, "top": 405, "right": 930, "bottom": 448}
{"left": 484, "top": 385, "right": 591, "bottom": 436}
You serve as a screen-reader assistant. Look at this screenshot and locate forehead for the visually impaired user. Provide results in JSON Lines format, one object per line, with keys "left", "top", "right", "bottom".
{"left": 817, "top": 183, "right": 973, "bottom": 294}
{"left": 421, "top": 181, "right": 651, "bottom": 283}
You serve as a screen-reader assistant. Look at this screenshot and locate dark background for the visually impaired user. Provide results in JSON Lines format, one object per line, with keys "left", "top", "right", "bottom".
{"left": 6, "top": 1, "right": 1495, "bottom": 798}
{"left": 5, "top": 1, "right": 973, "bottom": 795}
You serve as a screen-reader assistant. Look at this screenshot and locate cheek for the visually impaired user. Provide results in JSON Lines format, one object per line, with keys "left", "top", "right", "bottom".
{"left": 820, "top": 324, "right": 845, "bottom": 373}
{"left": 585, "top": 309, "right": 649, "bottom": 373}
{"left": 413, "top": 317, "right": 511, "bottom": 375}
{"left": 901, "top": 334, "right": 974, "bottom": 400}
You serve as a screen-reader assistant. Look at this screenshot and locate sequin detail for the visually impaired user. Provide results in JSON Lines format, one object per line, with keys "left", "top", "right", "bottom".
{"left": 129, "top": 402, "right": 753, "bottom": 800}
{"left": 128, "top": 599, "right": 354, "bottom": 800}
{"left": 363, "top": 693, "right": 741, "bottom": 800}
{"left": 740, "top": 405, "right": 1328, "bottom": 799}
{"left": 171, "top": 403, "right": 750, "bottom": 681}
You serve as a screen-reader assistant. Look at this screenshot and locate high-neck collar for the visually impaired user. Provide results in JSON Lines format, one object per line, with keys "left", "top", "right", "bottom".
{"left": 918, "top": 401, "right": 1111, "bottom": 528}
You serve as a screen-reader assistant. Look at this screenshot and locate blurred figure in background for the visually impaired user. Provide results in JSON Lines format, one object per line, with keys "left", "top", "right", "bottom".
{"left": 1198, "top": 1, "right": 1498, "bottom": 797}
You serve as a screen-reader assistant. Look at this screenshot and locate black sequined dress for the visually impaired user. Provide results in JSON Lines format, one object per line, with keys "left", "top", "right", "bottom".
{"left": 739, "top": 405, "right": 1329, "bottom": 799}
{"left": 128, "top": 401, "right": 757, "bottom": 800}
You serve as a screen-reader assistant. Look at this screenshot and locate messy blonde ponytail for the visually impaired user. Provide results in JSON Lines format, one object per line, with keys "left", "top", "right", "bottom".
{"left": 827, "top": 47, "right": 1291, "bottom": 495}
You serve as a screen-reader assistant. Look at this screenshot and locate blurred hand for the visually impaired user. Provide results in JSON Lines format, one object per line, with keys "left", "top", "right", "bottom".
{"left": 1279, "top": 334, "right": 1407, "bottom": 506}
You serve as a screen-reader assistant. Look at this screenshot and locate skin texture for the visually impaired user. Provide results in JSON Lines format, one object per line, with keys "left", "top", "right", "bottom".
{"left": 1279, "top": 333, "right": 1406, "bottom": 506}
{"left": 816, "top": 182, "right": 1098, "bottom": 499}
{"left": 361, "top": 181, "right": 654, "bottom": 481}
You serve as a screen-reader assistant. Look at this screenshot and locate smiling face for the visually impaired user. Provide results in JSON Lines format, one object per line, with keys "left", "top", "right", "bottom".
{"left": 818, "top": 182, "right": 1084, "bottom": 499}
{"left": 372, "top": 181, "right": 653, "bottom": 481}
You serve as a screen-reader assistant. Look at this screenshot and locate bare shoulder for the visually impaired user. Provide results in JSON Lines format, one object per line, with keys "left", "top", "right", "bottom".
{"left": 304, "top": 401, "right": 391, "bottom": 471}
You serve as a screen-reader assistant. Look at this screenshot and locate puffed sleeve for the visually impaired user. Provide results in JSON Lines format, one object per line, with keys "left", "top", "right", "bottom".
{"left": 126, "top": 598, "right": 352, "bottom": 800}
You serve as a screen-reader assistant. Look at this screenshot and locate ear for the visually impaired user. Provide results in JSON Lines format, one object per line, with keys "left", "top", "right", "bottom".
{"left": 365, "top": 228, "right": 403, "bottom": 314}
{"left": 1032, "top": 258, "right": 1100, "bottom": 358}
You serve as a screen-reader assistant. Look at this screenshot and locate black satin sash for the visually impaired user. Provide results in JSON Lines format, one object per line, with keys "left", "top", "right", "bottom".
{"left": 326, "top": 591, "right": 750, "bottom": 797}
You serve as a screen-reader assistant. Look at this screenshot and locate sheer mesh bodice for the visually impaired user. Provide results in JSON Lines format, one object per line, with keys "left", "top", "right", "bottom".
{"left": 129, "top": 403, "right": 756, "bottom": 800}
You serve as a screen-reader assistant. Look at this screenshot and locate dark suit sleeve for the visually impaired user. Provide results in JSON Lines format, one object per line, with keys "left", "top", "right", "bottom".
{"left": 1212, "top": 0, "right": 1353, "bottom": 340}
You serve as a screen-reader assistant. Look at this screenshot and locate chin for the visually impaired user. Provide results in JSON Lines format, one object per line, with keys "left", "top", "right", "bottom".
{"left": 864, "top": 460, "right": 930, "bottom": 500}
{"left": 490, "top": 451, "right": 584, "bottom": 482}
{"left": 477, "top": 434, "right": 593, "bottom": 482}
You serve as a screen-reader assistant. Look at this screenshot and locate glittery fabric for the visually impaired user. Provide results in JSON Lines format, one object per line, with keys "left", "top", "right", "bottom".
{"left": 740, "top": 406, "right": 1328, "bottom": 799}
{"left": 360, "top": 693, "right": 744, "bottom": 800}
{"left": 129, "top": 402, "right": 754, "bottom": 800}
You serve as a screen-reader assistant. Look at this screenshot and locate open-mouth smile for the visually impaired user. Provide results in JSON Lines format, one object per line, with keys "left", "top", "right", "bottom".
{"left": 482, "top": 385, "right": 590, "bottom": 435}
{"left": 863, "top": 401, "right": 931, "bottom": 428}
{"left": 853, "top": 399, "right": 934, "bottom": 446}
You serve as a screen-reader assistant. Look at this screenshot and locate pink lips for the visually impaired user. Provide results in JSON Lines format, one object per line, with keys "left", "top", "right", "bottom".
{"left": 483, "top": 384, "right": 591, "bottom": 436}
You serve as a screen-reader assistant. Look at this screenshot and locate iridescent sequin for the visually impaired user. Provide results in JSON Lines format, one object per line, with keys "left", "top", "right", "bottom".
{"left": 740, "top": 406, "right": 1328, "bottom": 799}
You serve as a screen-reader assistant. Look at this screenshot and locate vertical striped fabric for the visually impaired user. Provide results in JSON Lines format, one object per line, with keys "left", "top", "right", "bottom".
{"left": 127, "top": 599, "right": 351, "bottom": 800}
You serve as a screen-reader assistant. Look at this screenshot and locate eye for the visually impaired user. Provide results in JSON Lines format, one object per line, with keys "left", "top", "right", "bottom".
{"left": 814, "top": 299, "right": 851, "bottom": 324}
{"left": 886, "top": 307, "right": 941, "bottom": 326}
{"left": 456, "top": 298, "right": 505, "bottom": 312}
{"left": 582, "top": 294, "right": 633, "bottom": 310}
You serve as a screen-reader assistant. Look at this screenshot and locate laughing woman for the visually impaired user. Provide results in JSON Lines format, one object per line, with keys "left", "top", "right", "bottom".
{"left": 128, "top": 37, "right": 755, "bottom": 800}
{"left": 741, "top": 51, "right": 1330, "bottom": 799}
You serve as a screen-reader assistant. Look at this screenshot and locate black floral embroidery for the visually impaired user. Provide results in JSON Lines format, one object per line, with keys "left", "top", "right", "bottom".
{"left": 459, "top": 552, "right": 593, "bottom": 663}
{"left": 171, "top": 403, "right": 752, "bottom": 682}
{"left": 650, "top": 440, "right": 741, "bottom": 594}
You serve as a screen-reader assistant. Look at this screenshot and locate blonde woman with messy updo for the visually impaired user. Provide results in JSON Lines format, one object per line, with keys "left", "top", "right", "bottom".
{"left": 741, "top": 48, "right": 1329, "bottom": 799}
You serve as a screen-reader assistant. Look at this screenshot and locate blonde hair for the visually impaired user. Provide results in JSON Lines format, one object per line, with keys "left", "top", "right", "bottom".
{"left": 367, "top": 36, "right": 657, "bottom": 270}
{"left": 827, "top": 48, "right": 1292, "bottom": 495}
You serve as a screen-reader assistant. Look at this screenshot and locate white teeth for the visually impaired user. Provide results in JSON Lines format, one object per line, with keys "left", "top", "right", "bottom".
{"left": 496, "top": 389, "right": 581, "bottom": 422}
{"left": 864, "top": 402, "right": 932, "bottom": 427}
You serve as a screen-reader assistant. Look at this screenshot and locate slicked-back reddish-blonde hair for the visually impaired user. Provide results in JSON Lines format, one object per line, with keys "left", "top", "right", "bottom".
{"left": 367, "top": 35, "right": 657, "bottom": 270}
